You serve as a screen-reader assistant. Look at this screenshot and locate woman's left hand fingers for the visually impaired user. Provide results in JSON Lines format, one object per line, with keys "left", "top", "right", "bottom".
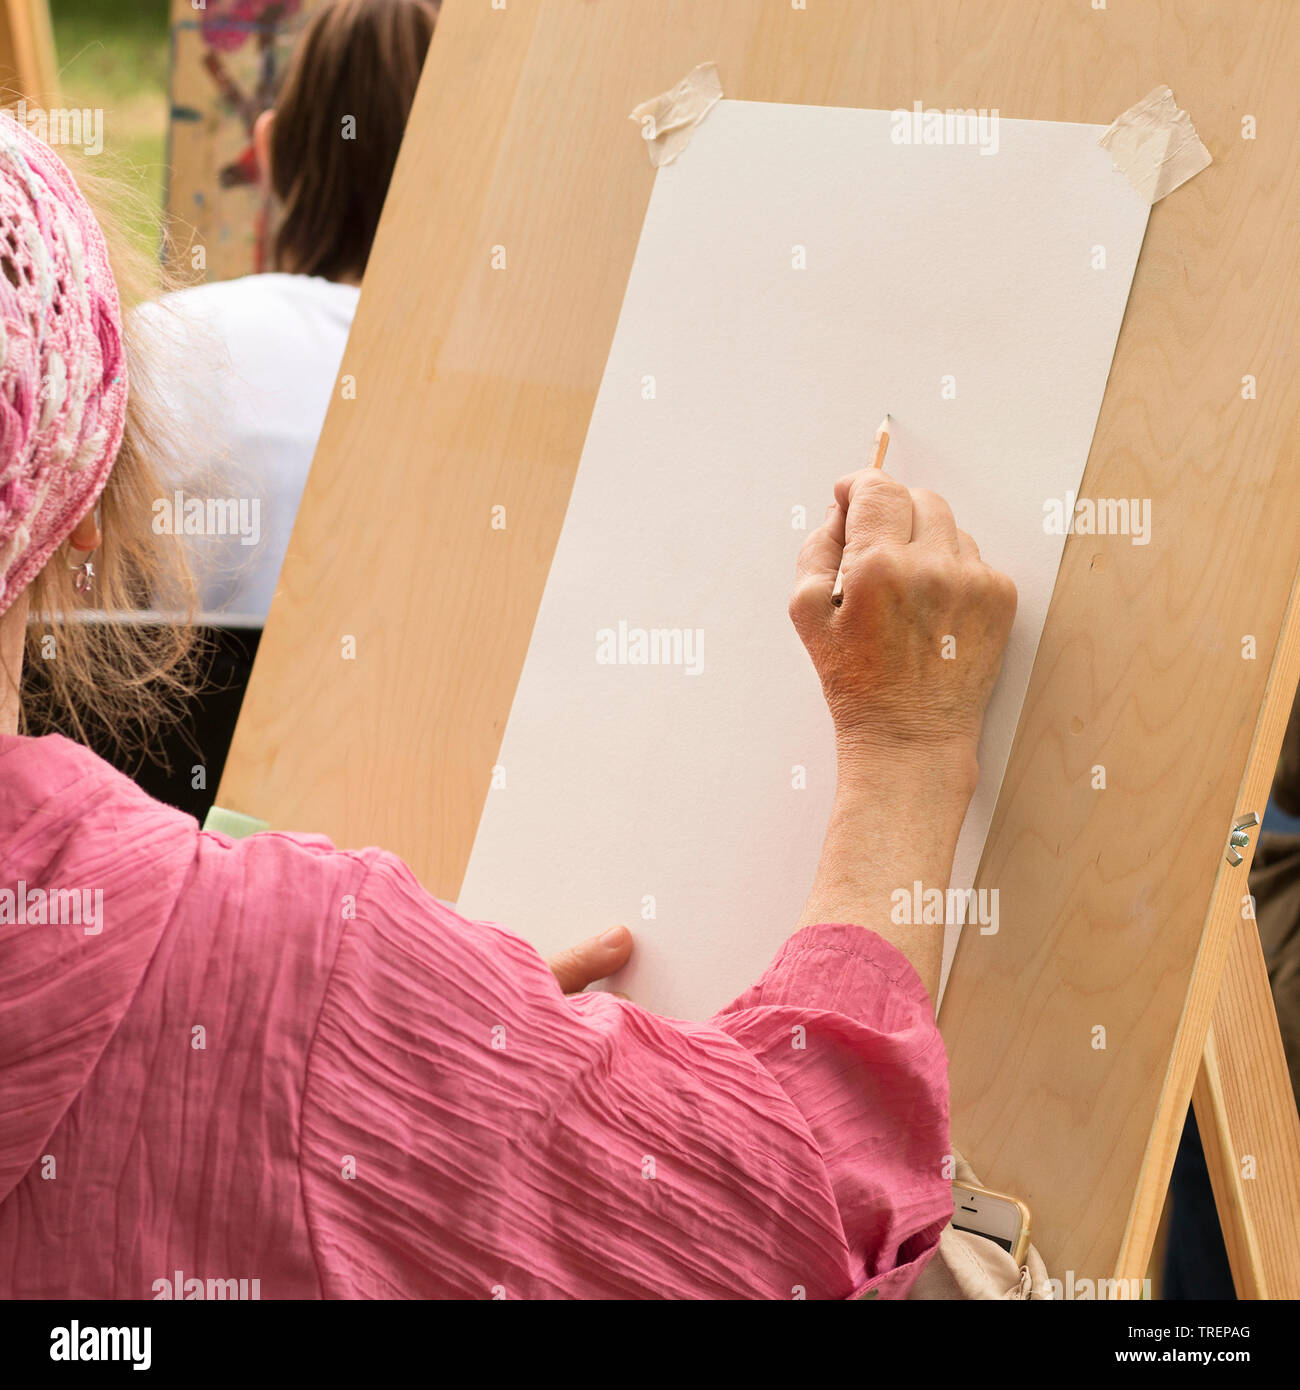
{"left": 547, "top": 925, "right": 633, "bottom": 993}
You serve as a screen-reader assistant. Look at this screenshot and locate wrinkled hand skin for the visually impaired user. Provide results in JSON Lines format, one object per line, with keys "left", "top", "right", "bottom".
{"left": 789, "top": 468, "right": 1018, "bottom": 775}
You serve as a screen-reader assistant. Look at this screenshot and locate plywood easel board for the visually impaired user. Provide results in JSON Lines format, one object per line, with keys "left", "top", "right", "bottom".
{"left": 219, "top": 0, "right": 1300, "bottom": 1286}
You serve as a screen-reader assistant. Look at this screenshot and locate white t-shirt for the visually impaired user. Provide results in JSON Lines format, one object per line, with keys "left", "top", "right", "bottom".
{"left": 140, "top": 272, "right": 360, "bottom": 624}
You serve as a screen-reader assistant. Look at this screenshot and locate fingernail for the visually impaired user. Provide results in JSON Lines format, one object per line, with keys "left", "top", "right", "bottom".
{"left": 600, "top": 925, "right": 629, "bottom": 946}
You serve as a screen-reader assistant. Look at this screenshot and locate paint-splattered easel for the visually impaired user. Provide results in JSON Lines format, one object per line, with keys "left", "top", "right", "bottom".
{"left": 164, "top": 0, "right": 324, "bottom": 284}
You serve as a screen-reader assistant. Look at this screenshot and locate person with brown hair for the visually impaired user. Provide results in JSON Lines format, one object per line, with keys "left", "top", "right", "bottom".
{"left": 147, "top": 0, "right": 440, "bottom": 625}
{"left": 264, "top": 0, "right": 439, "bottom": 285}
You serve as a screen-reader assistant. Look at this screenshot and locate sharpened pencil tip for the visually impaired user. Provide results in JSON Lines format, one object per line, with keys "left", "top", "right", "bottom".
{"left": 868, "top": 414, "right": 892, "bottom": 471}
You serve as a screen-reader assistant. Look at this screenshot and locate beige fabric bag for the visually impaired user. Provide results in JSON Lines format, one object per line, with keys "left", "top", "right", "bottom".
{"left": 908, "top": 1150, "right": 1054, "bottom": 1300}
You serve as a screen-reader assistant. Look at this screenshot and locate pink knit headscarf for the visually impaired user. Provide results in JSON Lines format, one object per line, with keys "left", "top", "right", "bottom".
{"left": 0, "top": 114, "right": 128, "bottom": 617}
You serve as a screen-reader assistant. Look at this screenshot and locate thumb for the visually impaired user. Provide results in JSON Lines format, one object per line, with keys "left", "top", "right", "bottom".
{"left": 547, "top": 926, "right": 633, "bottom": 994}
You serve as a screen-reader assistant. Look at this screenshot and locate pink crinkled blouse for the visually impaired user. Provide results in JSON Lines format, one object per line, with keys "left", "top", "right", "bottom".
{"left": 0, "top": 733, "right": 952, "bottom": 1299}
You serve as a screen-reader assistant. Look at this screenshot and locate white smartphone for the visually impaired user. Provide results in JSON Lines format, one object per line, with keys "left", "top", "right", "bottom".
{"left": 951, "top": 1180, "right": 1032, "bottom": 1266}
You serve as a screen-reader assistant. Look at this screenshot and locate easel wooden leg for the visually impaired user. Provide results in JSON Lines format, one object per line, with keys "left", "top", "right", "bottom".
{"left": 1193, "top": 910, "right": 1300, "bottom": 1298}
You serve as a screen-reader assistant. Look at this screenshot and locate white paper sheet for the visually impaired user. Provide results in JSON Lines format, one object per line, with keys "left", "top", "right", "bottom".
{"left": 456, "top": 99, "right": 1150, "bottom": 1020}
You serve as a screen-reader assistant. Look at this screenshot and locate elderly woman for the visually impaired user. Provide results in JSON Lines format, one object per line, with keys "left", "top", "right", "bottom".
{"left": 0, "top": 105, "right": 1015, "bottom": 1298}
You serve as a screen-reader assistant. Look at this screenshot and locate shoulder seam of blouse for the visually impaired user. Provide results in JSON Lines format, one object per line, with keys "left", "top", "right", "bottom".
{"left": 0, "top": 738, "right": 104, "bottom": 849}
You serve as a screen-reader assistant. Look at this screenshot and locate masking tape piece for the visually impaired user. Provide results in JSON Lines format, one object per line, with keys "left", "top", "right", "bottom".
{"left": 1098, "top": 85, "right": 1211, "bottom": 205}
{"left": 203, "top": 804, "right": 269, "bottom": 838}
{"left": 629, "top": 61, "right": 722, "bottom": 168}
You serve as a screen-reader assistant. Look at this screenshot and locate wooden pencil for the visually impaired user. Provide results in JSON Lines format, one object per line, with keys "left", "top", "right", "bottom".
{"left": 831, "top": 414, "right": 891, "bottom": 606}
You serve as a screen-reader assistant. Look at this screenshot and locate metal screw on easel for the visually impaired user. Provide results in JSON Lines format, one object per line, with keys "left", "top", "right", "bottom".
{"left": 1225, "top": 812, "right": 1261, "bottom": 866}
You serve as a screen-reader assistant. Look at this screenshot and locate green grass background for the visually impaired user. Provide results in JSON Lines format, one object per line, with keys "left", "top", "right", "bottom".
{"left": 50, "top": 0, "right": 170, "bottom": 256}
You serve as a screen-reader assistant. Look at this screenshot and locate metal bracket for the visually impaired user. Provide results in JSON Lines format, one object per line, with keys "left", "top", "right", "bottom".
{"left": 1226, "top": 812, "right": 1261, "bottom": 866}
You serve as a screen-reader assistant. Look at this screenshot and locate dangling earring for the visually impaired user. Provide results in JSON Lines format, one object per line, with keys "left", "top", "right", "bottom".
{"left": 66, "top": 507, "right": 101, "bottom": 595}
{"left": 65, "top": 545, "right": 95, "bottom": 593}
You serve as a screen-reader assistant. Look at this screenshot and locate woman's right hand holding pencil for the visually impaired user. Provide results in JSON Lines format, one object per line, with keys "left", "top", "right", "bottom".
{"left": 789, "top": 467, "right": 1018, "bottom": 996}
{"left": 789, "top": 467, "right": 1018, "bottom": 786}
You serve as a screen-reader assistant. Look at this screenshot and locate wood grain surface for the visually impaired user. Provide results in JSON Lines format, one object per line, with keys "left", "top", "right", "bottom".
{"left": 219, "top": 0, "right": 1300, "bottom": 1289}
